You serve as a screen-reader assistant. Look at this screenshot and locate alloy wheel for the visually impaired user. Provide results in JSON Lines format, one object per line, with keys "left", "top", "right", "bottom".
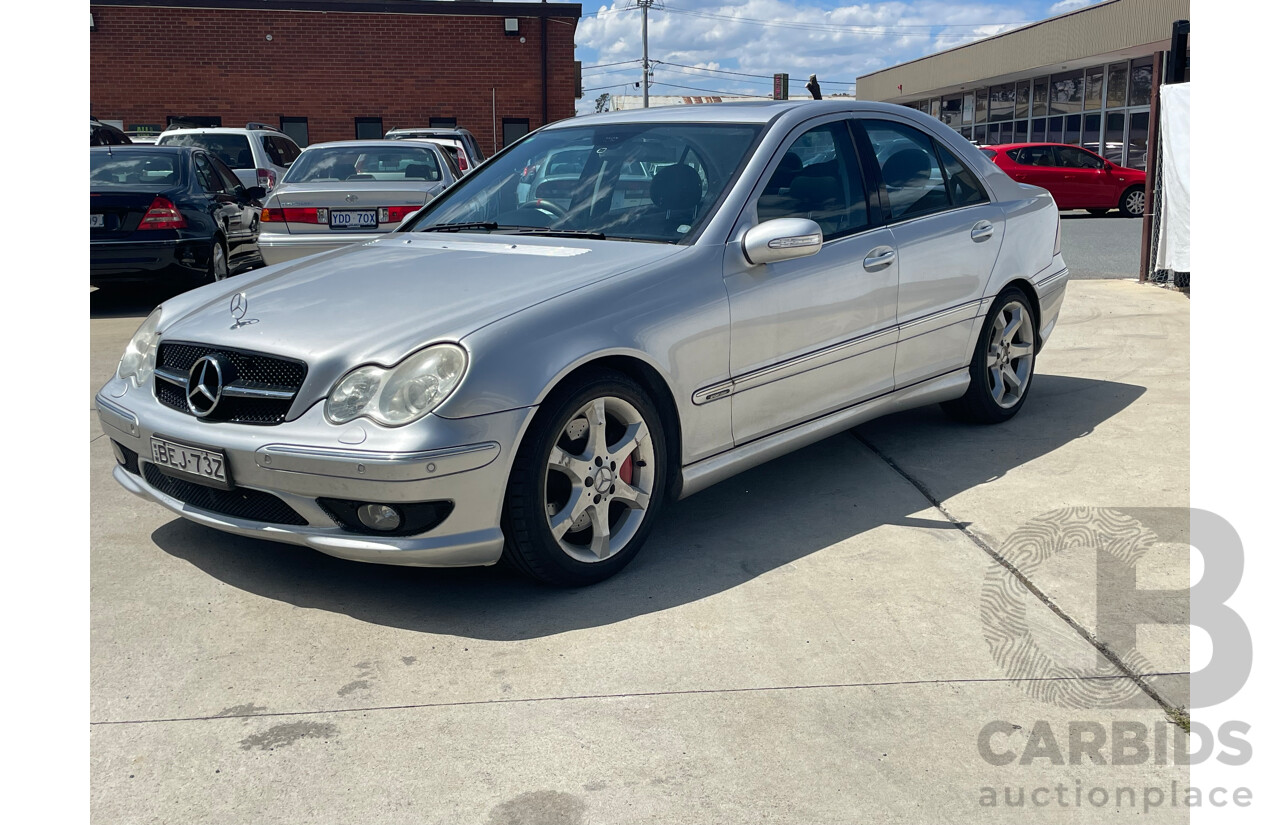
{"left": 986, "top": 301, "right": 1036, "bottom": 409}
{"left": 1124, "top": 189, "right": 1145, "bottom": 216}
{"left": 543, "top": 396, "right": 656, "bottom": 564}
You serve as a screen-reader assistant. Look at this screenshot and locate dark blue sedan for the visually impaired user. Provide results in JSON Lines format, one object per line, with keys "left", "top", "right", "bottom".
{"left": 91, "top": 145, "right": 265, "bottom": 288}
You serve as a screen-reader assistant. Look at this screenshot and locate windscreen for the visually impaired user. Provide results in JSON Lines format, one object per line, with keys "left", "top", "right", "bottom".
{"left": 283, "top": 146, "right": 443, "bottom": 183}
{"left": 90, "top": 152, "right": 182, "bottom": 187}
{"left": 407, "top": 122, "right": 762, "bottom": 243}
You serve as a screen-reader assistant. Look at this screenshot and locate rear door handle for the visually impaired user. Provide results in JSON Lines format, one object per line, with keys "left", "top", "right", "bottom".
{"left": 970, "top": 221, "right": 995, "bottom": 242}
{"left": 863, "top": 246, "right": 896, "bottom": 270}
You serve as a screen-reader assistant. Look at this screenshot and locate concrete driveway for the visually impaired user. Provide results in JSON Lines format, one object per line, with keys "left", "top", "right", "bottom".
{"left": 90, "top": 279, "right": 1190, "bottom": 824}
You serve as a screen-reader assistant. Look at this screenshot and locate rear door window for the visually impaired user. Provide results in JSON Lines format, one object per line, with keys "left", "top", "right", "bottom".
{"left": 193, "top": 153, "right": 225, "bottom": 193}
{"left": 861, "top": 120, "right": 950, "bottom": 221}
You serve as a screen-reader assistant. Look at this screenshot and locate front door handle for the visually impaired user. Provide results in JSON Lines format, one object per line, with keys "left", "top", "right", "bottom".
{"left": 970, "top": 221, "right": 995, "bottom": 242}
{"left": 863, "top": 246, "right": 896, "bottom": 270}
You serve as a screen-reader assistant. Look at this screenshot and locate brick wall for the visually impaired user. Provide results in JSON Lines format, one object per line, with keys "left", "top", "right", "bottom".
{"left": 89, "top": 4, "right": 580, "bottom": 153}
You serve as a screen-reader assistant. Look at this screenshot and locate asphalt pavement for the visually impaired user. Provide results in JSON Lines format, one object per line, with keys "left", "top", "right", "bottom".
{"left": 1059, "top": 210, "right": 1144, "bottom": 279}
{"left": 89, "top": 263, "right": 1191, "bottom": 822}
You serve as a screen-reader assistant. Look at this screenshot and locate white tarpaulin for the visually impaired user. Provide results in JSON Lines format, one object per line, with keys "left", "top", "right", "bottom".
{"left": 1155, "top": 83, "right": 1190, "bottom": 271}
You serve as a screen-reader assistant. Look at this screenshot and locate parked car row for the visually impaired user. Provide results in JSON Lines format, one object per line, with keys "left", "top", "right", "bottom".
{"left": 96, "top": 100, "right": 1068, "bottom": 586}
{"left": 92, "top": 129, "right": 476, "bottom": 287}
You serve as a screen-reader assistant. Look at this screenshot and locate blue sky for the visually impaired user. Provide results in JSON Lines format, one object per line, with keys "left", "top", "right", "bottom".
{"left": 570, "top": 0, "right": 1106, "bottom": 111}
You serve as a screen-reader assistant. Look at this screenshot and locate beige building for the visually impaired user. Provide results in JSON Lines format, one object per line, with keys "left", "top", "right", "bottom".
{"left": 855, "top": 0, "right": 1189, "bottom": 169}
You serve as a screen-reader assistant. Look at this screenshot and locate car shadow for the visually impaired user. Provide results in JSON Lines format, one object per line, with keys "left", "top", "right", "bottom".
{"left": 148, "top": 374, "right": 1145, "bottom": 641}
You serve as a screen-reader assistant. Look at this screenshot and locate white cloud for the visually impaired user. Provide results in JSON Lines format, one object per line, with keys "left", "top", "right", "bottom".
{"left": 1048, "top": 0, "right": 1096, "bottom": 13}
{"left": 577, "top": 1, "right": 1028, "bottom": 110}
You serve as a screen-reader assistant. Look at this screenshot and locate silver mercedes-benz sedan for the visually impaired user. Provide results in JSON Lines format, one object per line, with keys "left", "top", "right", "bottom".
{"left": 257, "top": 140, "right": 457, "bottom": 264}
{"left": 96, "top": 101, "right": 1068, "bottom": 586}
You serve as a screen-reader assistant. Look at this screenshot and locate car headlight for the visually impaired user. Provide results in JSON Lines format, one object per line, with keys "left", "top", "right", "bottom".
{"left": 117, "top": 309, "right": 162, "bottom": 389}
{"left": 325, "top": 344, "right": 467, "bottom": 426}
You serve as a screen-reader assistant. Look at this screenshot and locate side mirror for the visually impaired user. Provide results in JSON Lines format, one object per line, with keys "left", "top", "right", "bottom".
{"left": 743, "top": 218, "right": 823, "bottom": 265}
{"left": 244, "top": 186, "right": 267, "bottom": 201}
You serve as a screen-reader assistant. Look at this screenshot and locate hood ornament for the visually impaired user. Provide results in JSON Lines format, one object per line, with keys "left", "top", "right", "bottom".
{"left": 230, "top": 292, "right": 258, "bottom": 329}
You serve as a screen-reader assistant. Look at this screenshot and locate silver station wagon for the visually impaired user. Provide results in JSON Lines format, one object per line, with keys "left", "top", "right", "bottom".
{"left": 96, "top": 101, "right": 1068, "bottom": 586}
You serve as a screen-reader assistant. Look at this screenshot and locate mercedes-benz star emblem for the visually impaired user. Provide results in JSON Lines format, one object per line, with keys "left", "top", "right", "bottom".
{"left": 229, "top": 292, "right": 257, "bottom": 329}
{"left": 186, "top": 355, "right": 229, "bottom": 418}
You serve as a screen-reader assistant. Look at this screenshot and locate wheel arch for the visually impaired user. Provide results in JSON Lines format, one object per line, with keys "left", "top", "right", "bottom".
{"left": 528, "top": 352, "right": 685, "bottom": 500}
{"left": 1002, "top": 277, "right": 1043, "bottom": 350}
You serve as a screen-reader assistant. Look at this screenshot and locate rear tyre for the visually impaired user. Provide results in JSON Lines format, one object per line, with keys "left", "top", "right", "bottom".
{"left": 1120, "top": 186, "right": 1145, "bottom": 218}
{"left": 501, "top": 371, "right": 667, "bottom": 586}
{"left": 941, "top": 287, "right": 1037, "bottom": 424}
{"left": 203, "top": 237, "right": 229, "bottom": 284}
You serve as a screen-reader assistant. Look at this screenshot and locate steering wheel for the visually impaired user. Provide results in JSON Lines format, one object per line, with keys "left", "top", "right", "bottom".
{"left": 515, "top": 199, "right": 568, "bottom": 220}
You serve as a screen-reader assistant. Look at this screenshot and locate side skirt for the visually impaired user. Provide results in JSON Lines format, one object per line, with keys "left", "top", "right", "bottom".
{"left": 677, "top": 369, "right": 970, "bottom": 500}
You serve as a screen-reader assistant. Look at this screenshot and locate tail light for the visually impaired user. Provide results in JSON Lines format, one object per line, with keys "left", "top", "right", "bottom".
{"left": 256, "top": 168, "right": 277, "bottom": 191}
{"left": 457, "top": 154, "right": 468, "bottom": 172}
{"left": 377, "top": 206, "right": 422, "bottom": 223}
{"left": 262, "top": 207, "right": 328, "bottom": 224}
{"left": 137, "top": 196, "right": 186, "bottom": 230}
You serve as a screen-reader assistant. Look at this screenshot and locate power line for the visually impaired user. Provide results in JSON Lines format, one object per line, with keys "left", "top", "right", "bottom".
{"left": 659, "top": 6, "right": 1025, "bottom": 39}
{"left": 654, "top": 61, "right": 857, "bottom": 89}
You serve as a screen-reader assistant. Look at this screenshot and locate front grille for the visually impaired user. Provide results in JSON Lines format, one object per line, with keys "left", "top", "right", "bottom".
{"left": 143, "top": 464, "right": 308, "bottom": 525}
{"left": 154, "top": 341, "right": 307, "bottom": 425}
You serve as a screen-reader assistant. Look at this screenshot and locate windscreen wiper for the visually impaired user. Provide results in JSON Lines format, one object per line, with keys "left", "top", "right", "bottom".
{"left": 417, "top": 222, "right": 501, "bottom": 232}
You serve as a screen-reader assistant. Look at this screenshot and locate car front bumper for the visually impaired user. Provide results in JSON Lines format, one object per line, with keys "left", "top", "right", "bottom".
{"left": 95, "top": 378, "right": 536, "bottom": 567}
{"left": 258, "top": 232, "right": 384, "bottom": 265}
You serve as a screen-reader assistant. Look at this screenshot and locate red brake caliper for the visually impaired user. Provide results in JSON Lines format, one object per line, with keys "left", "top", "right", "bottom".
{"left": 619, "top": 454, "right": 634, "bottom": 485}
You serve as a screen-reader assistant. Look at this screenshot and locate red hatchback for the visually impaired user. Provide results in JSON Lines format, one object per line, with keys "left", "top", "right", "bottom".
{"left": 981, "top": 143, "right": 1146, "bottom": 217}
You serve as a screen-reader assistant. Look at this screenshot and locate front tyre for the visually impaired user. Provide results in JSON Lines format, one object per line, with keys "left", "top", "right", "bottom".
{"left": 502, "top": 371, "right": 668, "bottom": 586}
{"left": 941, "top": 287, "right": 1037, "bottom": 424}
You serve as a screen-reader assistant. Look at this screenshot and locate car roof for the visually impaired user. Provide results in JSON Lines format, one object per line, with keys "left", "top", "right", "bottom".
{"left": 557, "top": 99, "right": 931, "bottom": 129}
{"left": 984, "top": 142, "right": 1082, "bottom": 150}
{"left": 90, "top": 144, "right": 191, "bottom": 153}
{"left": 386, "top": 127, "right": 473, "bottom": 135}
{"left": 300, "top": 140, "right": 445, "bottom": 152}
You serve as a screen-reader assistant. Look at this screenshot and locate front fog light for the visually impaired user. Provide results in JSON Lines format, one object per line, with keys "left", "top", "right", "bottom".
{"left": 357, "top": 504, "right": 402, "bottom": 532}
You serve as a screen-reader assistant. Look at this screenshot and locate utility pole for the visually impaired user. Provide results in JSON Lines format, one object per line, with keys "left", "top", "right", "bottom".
{"left": 638, "top": 0, "right": 653, "bottom": 108}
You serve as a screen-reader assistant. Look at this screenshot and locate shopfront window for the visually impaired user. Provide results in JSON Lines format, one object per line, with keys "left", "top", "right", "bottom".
{"left": 1014, "top": 81, "right": 1030, "bottom": 120}
{"left": 1032, "top": 118, "right": 1046, "bottom": 143}
{"left": 941, "top": 95, "right": 963, "bottom": 129}
{"left": 1126, "top": 110, "right": 1149, "bottom": 169}
{"left": 1082, "top": 113, "right": 1101, "bottom": 155}
{"left": 1047, "top": 116, "right": 1063, "bottom": 143}
{"left": 974, "top": 89, "right": 988, "bottom": 123}
{"left": 1050, "top": 71, "right": 1083, "bottom": 115}
{"left": 1085, "top": 67, "right": 1104, "bottom": 110}
{"left": 988, "top": 84, "right": 1014, "bottom": 122}
{"left": 1106, "top": 63, "right": 1128, "bottom": 108}
{"left": 1103, "top": 111, "right": 1125, "bottom": 163}
{"left": 1129, "top": 57, "right": 1153, "bottom": 107}
{"left": 1032, "top": 79, "right": 1048, "bottom": 117}
{"left": 1064, "top": 114, "right": 1081, "bottom": 146}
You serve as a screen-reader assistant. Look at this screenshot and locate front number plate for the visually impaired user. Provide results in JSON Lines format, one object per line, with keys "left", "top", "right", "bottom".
{"left": 330, "top": 210, "right": 377, "bottom": 228}
{"left": 150, "top": 437, "right": 230, "bottom": 488}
